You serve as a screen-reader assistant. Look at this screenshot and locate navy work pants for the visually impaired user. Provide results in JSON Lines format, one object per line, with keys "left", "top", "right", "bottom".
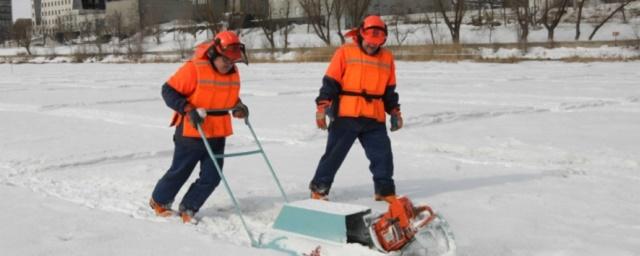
{"left": 152, "top": 135, "right": 225, "bottom": 213}
{"left": 310, "top": 118, "right": 395, "bottom": 196}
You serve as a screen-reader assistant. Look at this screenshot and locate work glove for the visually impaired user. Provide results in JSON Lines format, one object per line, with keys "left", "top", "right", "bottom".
{"left": 187, "top": 107, "right": 207, "bottom": 128}
{"left": 388, "top": 197, "right": 411, "bottom": 229}
{"left": 390, "top": 108, "right": 403, "bottom": 132}
{"left": 232, "top": 100, "right": 249, "bottom": 119}
{"left": 316, "top": 100, "right": 331, "bottom": 130}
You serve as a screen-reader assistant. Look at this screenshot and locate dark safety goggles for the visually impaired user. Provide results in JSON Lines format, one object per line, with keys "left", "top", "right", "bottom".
{"left": 219, "top": 43, "right": 248, "bottom": 65}
{"left": 360, "top": 27, "right": 387, "bottom": 47}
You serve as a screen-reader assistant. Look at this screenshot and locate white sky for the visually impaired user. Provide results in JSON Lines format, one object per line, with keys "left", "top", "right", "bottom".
{"left": 12, "top": 0, "right": 31, "bottom": 21}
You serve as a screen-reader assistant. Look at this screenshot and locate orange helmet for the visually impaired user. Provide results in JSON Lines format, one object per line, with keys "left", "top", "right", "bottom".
{"left": 359, "top": 15, "right": 387, "bottom": 47}
{"left": 213, "top": 31, "right": 248, "bottom": 64}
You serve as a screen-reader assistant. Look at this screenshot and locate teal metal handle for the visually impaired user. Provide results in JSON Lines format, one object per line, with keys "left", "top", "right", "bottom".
{"left": 203, "top": 108, "right": 289, "bottom": 203}
{"left": 244, "top": 119, "right": 290, "bottom": 203}
{"left": 196, "top": 124, "right": 258, "bottom": 247}
{"left": 195, "top": 113, "right": 290, "bottom": 248}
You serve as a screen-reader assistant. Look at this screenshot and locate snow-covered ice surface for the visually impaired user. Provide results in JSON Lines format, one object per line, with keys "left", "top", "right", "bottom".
{"left": 1, "top": 61, "right": 639, "bottom": 255}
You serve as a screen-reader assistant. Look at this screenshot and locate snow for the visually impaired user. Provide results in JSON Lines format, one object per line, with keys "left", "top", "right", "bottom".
{"left": 480, "top": 45, "right": 640, "bottom": 59}
{"left": 1, "top": 61, "right": 640, "bottom": 255}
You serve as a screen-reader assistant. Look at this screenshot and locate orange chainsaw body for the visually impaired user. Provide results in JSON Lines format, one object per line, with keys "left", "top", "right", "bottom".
{"left": 371, "top": 196, "right": 436, "bottom": 252}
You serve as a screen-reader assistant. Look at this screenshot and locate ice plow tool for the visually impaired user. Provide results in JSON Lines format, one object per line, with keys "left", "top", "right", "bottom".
{"left": 196, "top": 108, "right": 455, "bottom": 255}
{"left": 260, "top": 197, "right": 456, "bottom": 256}
{"left": 195, "top": 108, "right": 289, "bottom": 248}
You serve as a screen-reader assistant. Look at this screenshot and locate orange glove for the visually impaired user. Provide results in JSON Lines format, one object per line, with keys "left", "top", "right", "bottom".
{"left": 316, "top": 100, "right": 331, "bottom": 130}
{"left": 387, "top": 196, "right": 411, "bottom": 229}
{"left": 390, "top": 108, "right": 403, "bottom": 132}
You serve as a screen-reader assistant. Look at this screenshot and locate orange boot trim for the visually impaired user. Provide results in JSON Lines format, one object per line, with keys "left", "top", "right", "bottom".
{"left": 149, "top": 198, "right": 174, "bottom": 217}
{"left": 374, "top": 194, "right": 397, "bottom": 203}
{"left": 311, "top": 191, "right": 328, "bottom": 201}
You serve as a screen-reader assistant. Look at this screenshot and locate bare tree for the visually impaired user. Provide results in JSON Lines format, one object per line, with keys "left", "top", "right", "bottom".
{"left": 574, "top": 0, "right": 586, "bottom": 40}
{"left": 150, "top": 23, "right": 162, "bottom": 45}
{"left": 424, "top": 13, "right": 438, "bottom": 45}
{"left": 389, "top": 8, "right": 421, "bottom": 47}
{"left": 176, "top": 18, "right": 199, "bottom": 41}
{"left": 78, "top": 20, "right": 94, "bottom": 42}
{"left": 482, "top": 9, "right": 499, "bottom": 43}
{"left": 196, "top": 0, "right": 225, "bottom": 37}
{"left": 126, "top": 33, "right": 145, "bottom": 61}
{"left": 281, "top": 0, "right": 292, "bottom": 51}
{"left": 344, "top": 0, "right": 371, "bottom": 28}
{"left": 502, "top": 0, "right": 509, "bottom": 25}
{"left": 632, "top": 19, "right": 640, "bottom": 48}
{"left": 108, "top": 11, "right": 127, "bottom": 42}
{"left": 92, "top": 17, "right": 108, "bottom": 57}
{"left": 588, "top": 0, "right": 636, "bottom": 40}
{"left": 541, "top": 0, "right": 569, "bottom": 42}
{"left": 54, "top": 17, "right": 75, "bottom": 44}
{"left": 299, "top": 0, "right": 334, "bottom": 46}
{"left": 12, "top": 19, "right": 33, "bottom": 55}
{"left": 142, "top": 5, "right": 163, "bottom": 45}
{"left": 175, "top": 31, "right": 190, "bottom": 59}
{"left": 436, "top": 0, "right": 466, "bottom": 44}
{"left": 252, "top": 1, "right": 278, "bottom": 51}
{"left": 512, "top": 0, "right": 531, "bottom": 48}
{"left": 619, "top": 4, "right": 628, "bottom": 24}
{"left": 333, "top": 0, "right": 346, "bottom": 44}
{"left": 529, "top": 0, "right": 540, "bottom": 28}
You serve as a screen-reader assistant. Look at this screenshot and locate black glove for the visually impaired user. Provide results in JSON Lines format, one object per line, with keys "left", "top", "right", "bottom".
{"left": 188, "top": 108, "right": 206, "bottom": 128}
{"left": 233, "top": 101, "right": 249, "bottom": 119}
{"left": 390, "top": 108, "right": 403, "bottom": 132}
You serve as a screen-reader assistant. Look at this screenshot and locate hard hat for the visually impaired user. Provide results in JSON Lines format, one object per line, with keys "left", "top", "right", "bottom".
{"left": 213, "top": 31, "right": 248, "bottom": 64}
{"left": 359, "top": 15, "right": 387, "bottom": 47}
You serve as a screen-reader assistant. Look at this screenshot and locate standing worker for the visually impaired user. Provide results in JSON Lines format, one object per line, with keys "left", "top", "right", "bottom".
{"left": 309, "top": 15, "right": 404, "bottom": 204}
{"left": 149, "top": 31, "right": 250, "bottom": 223}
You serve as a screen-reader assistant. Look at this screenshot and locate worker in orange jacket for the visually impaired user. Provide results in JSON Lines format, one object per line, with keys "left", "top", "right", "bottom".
{"left": 309, "top": 16, "right": 404, "bottom": 203}
{"left": 149, "top": 31, "right": 249, "bottom": 223}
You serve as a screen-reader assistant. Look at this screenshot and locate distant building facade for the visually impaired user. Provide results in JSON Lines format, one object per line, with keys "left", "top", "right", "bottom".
{"left": 105, "top": 0, "right": 191, "bottom": 31}
{"left": 0, "top": 0, "right": 11, "bottom": 43}
{"left": 31, "top": 0, "right": 106, "bottom": 36}
{"left": 369, "top": 0, "right": 437, "bottom": 15}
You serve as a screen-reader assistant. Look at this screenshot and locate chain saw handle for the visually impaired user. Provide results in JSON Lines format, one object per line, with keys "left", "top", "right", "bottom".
{"left": 412, "top": 205, "right": 437, "bottom": 229}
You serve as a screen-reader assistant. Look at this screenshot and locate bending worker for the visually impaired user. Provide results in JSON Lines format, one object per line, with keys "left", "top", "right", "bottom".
{"left": 149, "top": 31, "right": 249, "bottom": 223}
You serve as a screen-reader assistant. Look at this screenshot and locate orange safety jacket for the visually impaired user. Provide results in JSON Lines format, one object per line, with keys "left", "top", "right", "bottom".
{"left": 166, "top": 42, "right": 240, "bottom": 138}
{"left": 325, "top": 43, "right": 396, "bottom": 123}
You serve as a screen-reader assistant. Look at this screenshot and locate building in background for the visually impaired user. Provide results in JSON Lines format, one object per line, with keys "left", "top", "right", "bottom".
{"left": 31, "top": 0, "right": 42, "bottom": 27}
{"left": 105, "top": 0, "right": 191, "bottom": 32}
{"left": 0, "top": 0, "right": 11, "bottom": 44}
{"left": 30, "top": 0, "right": 107, "bottom": 40}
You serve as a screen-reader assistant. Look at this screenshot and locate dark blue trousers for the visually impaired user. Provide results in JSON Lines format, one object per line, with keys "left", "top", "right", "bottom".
{"left": 152, "top": 134, "right": 225, "bottom": 213}
{"left": 310, "top": 118, "right": 395, "bottom": 196}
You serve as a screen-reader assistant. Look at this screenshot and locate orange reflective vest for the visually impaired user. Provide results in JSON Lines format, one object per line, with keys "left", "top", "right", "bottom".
{"left": 325, "top": 43, "right": 396, "bottom": 123}
{"left": 167, "top": 42, "right": 240, "bottom": 138}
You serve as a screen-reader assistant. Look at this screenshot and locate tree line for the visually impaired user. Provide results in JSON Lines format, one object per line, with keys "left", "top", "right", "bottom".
{"left": 4, "top": 0, "right": 639, "bottom": 56}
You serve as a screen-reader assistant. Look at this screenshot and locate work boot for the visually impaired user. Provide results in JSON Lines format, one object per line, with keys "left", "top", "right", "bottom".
{"left": 374, "top": 194, "right": 398, "bottom": 203}
{"left": 180, "top": 209, "right": 196, "bottom": 224}
{"left": 311, "top": 191, "right": 328, "bottom": 201}
{"left": 309, "top": 182, "right": 330, "bottom": 201}
{"left": 149, "top": 198, "right": 174, "bottom": 217}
